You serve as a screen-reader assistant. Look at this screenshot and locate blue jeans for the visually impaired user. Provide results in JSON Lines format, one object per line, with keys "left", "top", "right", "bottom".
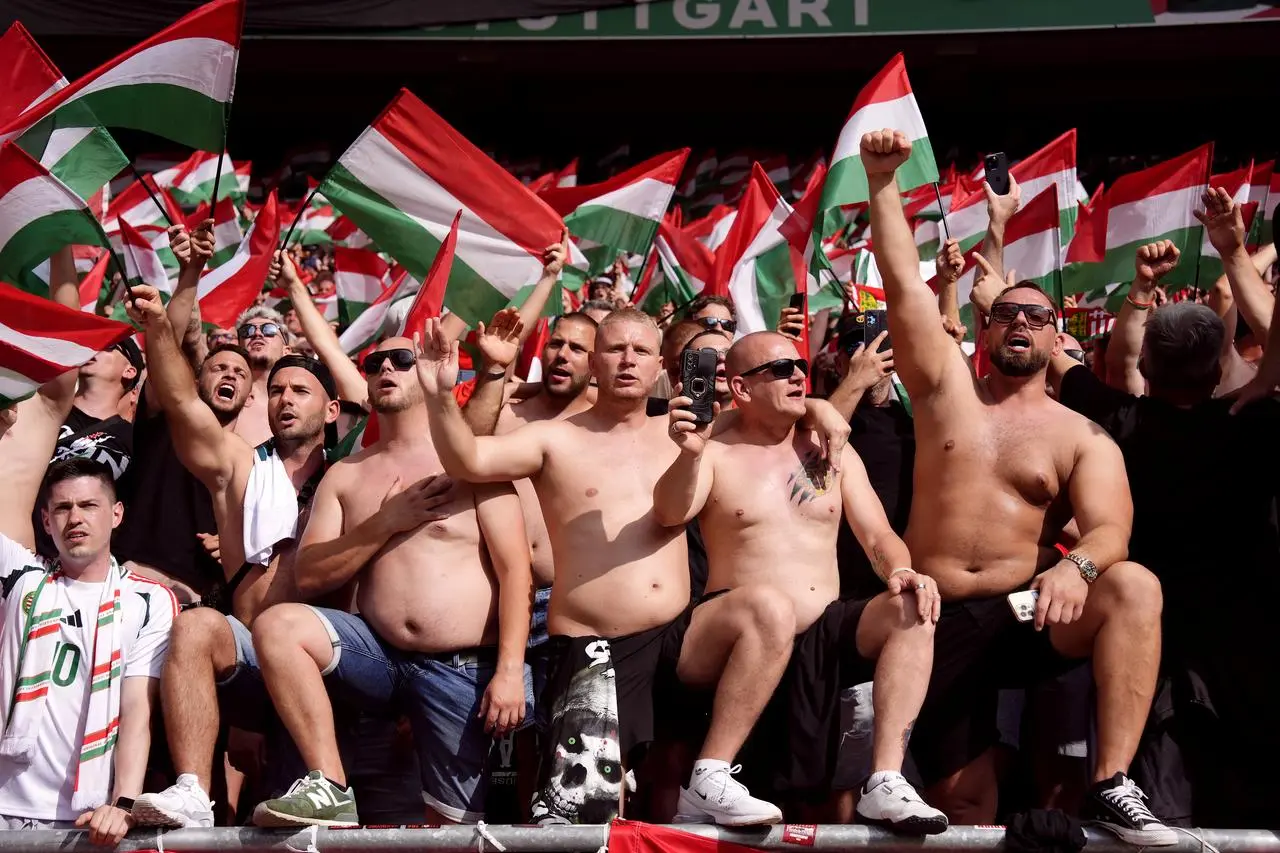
{"left": 307, "top": 607, "right": 534, "bottom": 822}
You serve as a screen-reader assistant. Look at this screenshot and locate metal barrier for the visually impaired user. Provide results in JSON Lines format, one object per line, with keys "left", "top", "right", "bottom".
{"left": 0, "top": 825, "right": 1274, "bottom": 853}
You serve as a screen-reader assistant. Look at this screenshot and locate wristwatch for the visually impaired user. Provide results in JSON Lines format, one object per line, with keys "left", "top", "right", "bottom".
{"left": 1064, "top": 552, "right": 1098, "bottom": 584}
{"left": 482, "top": 369, "right": 509, "bottom": 381}
{"left": 112, "top": 796, "right": 135, "bottom": 811}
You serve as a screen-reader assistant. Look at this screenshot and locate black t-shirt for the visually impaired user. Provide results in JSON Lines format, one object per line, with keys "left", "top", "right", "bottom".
{"left": 1058, "top": 365, "right": 1280, "bottom": 676}
{"left": 836, "top": 400, "right": 916, "bottom": 601}
{"left": 34, "top": 406, "right": 134, "bottom": 557}
{"left": 113, "top": 393, "right": 222, "bottom": 595}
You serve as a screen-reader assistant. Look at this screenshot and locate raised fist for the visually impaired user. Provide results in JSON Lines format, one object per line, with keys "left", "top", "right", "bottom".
{"left": 860, "top": 129, "right": 912, "bottom": 176}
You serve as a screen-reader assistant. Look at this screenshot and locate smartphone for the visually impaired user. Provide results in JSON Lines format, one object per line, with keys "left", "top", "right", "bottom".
{"left": 861, "top": 309, "right": 889, "bottom": 349}
{"left": 984, "top": 152, "right": 1011, "bottom": 195}
{"left": 680, "top": 347, "right": 719, "bottom": 425}
{"left": 1007, "top": 589, "right": 1040, "bottom": 623}
{"left": 788, "top": 292, "right": 806, "bottom": 312}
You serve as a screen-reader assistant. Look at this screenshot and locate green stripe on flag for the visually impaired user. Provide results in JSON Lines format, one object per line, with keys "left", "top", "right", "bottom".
{"left": 38, "top": 84, "right": 229, "bottom": 153}
{"left": 1063, "top": 225, "right": 1203, "bottom": 295}
{"left": 0, "top": 211, "right": 113, "bottom": 294}
{"left": 755, "top": 242, "right": 797, "bottom": 334}
{"left": 564, "top": 205, "right": 660, "bottom": 257}
{"left": 822, "top": 140, "right": 939, "bottom": 211}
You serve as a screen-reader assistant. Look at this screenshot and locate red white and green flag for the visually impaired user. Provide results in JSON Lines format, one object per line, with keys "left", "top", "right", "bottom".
{"left": 819, "top": 53, "right": 938, "bottom": 229}
{"left": 289, "top": 204, "right": 337, "bottom": 246}
{"left": 0, "top": 280, "right": 135, "bottom": 406}
{"left": 0, "top": 22, "right": 129, "bottom": 201}
{"left": 713, "top": 163, "right": 808, "bottom": 334}
{"left": 337, "top": 266, "right": 421, "bottom": 355}
{"left": 1198, "top": 163, "right": 1252, "bottom": 283}
{"left": 118, "top": 218, "right": 172, "bottom": 297}
{"left": 103, "top": 176, "right": 181, "bottom": 233}
{"left": 317, "top": 88, "right": 580, "bottom": 327}
{"left": 334, "top": 246, "right": 389, "bottom": 326}
{"left": 684, "top": 205, "right": 736, "bottom": 253}
{"left": 197, "top": 190, "right": 278, "bottom": 329}
{"left": 1063, "top": 144, "right": 1211, "bottom": 294}
{"left": 208, "top": 196, "right": 243, "bottom": 269}
{"left": 640, "top": 219, "right": 715, "bottom": 313}
{"left": 78, "top": 251, "right": 111, "bottom": 313}
{"left": 167, "top": 150, "right": 237, "bottom": 207}
{"left": 327, "top": 215, "right": 373, "bottom": 249}
{"left": 1247, "top": 160, "right": 1273, "bottom": 248}
{"left": 0, "top": 142, "right": 113, "bottom": 294}
{"left": 540, "top": 149, "right": 688, "bottom": 277}
{"left": 0, "top": 0, "right": 242, "bottom": 195}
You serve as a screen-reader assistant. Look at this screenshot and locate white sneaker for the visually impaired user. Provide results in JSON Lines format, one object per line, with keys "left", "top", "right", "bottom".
{"left": 674, "top": 764, "right": 782, "bottom": 827}
{"left": 856, "top": 773, "right": 948, "bottom": 835}
{"left": 131, "top": 774, "right": 215, "bottom": 828}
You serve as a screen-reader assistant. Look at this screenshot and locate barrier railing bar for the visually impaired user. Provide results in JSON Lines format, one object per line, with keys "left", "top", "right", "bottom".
{"left": 0, "top": 825, "right": 1273, "bottom": 853}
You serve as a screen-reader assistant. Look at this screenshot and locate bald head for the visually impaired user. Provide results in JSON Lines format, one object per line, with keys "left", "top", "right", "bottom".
{"left": 726, "top": 331, "right": 795, "bottom": 377}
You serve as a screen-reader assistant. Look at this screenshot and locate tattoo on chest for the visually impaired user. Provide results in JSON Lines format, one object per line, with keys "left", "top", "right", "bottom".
{"left": 787, "top": 450, "right": 831, "bottom": 505}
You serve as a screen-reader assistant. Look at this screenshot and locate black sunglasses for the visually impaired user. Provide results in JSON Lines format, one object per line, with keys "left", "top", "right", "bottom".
{"left": 362, "top": 348, "right": 416, "bottom": 374}
{"left": 989, "top": 302, "right": 1056, "bottom": 330}
{"left": 697, "top": 317, "right": 737, "bottom": 334}
{"left": 238, "top": 322, "right": 282, "bottom": 340}
{"left": 741, "top": 357, "right": 809, "bottom": 379}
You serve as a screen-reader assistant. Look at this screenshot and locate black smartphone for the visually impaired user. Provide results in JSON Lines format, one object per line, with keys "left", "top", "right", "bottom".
{"left": 984, "top": 152, "right": 1011, "bottom": 195}
{"left": 680, "top": 347, "right": 718, "bottom": 425}
{"left": 788, "top": 292, "right": 806, "bottom": 311}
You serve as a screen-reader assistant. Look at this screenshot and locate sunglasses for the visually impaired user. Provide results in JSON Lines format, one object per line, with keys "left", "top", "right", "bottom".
{"left": 238, "top": 322, "right": 282, "bottom": 340}
{"left": 697, "top": 317, "right": 737, "bottom": 334}
{"left": 741, "top": 357, "right": 809, "bottom": 379}
{"left": 362, "top": 348, "right": 416, "bottom": 374}
{"left": 989, "top": 302, "right": 1056, "bottom": 330}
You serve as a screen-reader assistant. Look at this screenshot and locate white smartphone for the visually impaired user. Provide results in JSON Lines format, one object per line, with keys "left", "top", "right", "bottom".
{"left": 1007, "top": 589, "right": 1040, "bottom": 623}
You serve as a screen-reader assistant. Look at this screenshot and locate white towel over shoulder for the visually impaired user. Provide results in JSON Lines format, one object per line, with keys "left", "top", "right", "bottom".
{"left": 242, "top": 445, "right": 300, "bottom": 566}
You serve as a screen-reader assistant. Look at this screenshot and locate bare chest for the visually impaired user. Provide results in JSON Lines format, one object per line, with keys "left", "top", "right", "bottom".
{"left": 342, "top": 455, "right": 478, "bottom": 545}
{"left": 709, "top": 445, "right": 843, "bottom": 531}
{"left": 541, "top": 429, "right": 677, "bottom": 522}
{"left": 920, "top": 408, "right": 1067, "bottom": 507}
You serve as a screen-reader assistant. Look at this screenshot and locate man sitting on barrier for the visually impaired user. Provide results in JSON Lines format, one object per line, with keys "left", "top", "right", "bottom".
{"left": 653, "top": 331, "right": 946, "bottom": 834}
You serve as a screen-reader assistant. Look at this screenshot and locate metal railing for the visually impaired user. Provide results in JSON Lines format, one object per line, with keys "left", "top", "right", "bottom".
{"left": 0, "top": 825, "right": 1274, "bottom": 853}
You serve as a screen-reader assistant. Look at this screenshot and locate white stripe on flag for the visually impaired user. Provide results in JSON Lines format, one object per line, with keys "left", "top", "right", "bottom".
{"left": 0, "top": 322, "right": 98, "bottom": 366}
{"left": 832, "top": 94, "right": 929, "bottom": 163}
{"left": 581, "top": 177, "right": 674, "bottom": 221}
{"left": 1105, "top": 185, "right": 1201, "bottom": 249}
{"left": 0, "top": 177, "right": 84, "bottom": 248}
{"left": 41, "top": 127, "right": 96, "bottom": 167}
{"left": 75, "top": 38, "right": 237, "bottom": 102}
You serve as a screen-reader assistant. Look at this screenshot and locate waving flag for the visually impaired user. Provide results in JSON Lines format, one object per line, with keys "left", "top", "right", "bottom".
{"left": 1246, "top": 160, "right": 1272, "bottom": 248}
{"left": 317, "top": 88, "right": 576, "bottom": 327}
{"left": 0, "top": 281, "right": 135, "bottom": 406}
{"left": 639, "top": 219, "right": 716, "bottom": 313}
{"left": 334, "top": 246, "right": 389, "bottom": 326}
{"left": 0, "top": 23, "right": 129, "bottom": 201}
{"left": 820, "top": 53, "right": 938, "bottom": 225}
{"left": 103, "top": 176, "right": 180, "bottom": 233}
{"left": 0, "top": 143, "right": 113, "bottom": 294}
{"left": 197, "top": 190, "right": 278, "bottom": 329}
{"left": 118, "top": 218, "right": 171, "bottom": 297}
{"left": 0, "top": 0, "right": 243, "bottom": 161}
{"left": 1198, "top": 163, "right": 1253, "bottom": 284}
{"left": 401, "top": 210, "right": 461, "bottom": 339}
{"left": 78, "top": 252, "right": 112, "bottom": 313}
{"left": 167, "top": 150, "right": 237, "bottom": 206}
{"left": 327, "top": 215, "right": 372, "bottom": 249}
{"left": 337, "top": 267, "right": 421, "bottom": 355}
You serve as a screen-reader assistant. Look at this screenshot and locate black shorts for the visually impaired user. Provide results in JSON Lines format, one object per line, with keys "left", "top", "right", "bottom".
{"left": 912, "top": 594, "right": 1082, "bottom": 787}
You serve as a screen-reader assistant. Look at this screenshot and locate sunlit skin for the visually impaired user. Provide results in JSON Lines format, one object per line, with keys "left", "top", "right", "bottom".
{"left": 983, "top": 287, "right": 1059, "bottom": 378}
{"left": 267, "top": 367, "right": 336, "bottom": 443}
{"left": 197, "top": 350, "right": 252, "bottom": 423}
{"left": 540, "top": 320, "right": 595, "bottom": 399}
{"left": 42, "top": 477, "right": 122, "bottom": 569}
{"left": 366, "top": 337, "right": 422, "bottom": 414}
{"left": 239, "top": 319, "right": 288, "bottom": 372}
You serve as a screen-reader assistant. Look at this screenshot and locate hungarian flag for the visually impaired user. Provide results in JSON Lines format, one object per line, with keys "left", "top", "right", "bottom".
{"left": 0, "top": 23, "right": 128, "bottom": 201}
{"left": 334, "top": 246, "right": 389, "bottom": 326}
{"left": 118, "top": 218, "right": 171, "bottom": 296}
{"left": 207, "top": 196, "right": 243, "bottom": 269}
{"left": 112, "top": 222, "right": 178, "bottom": 285}
{"left": 317, "top": 88, "right": 577, "bottom": 328}
{"left": 1264, "top": 165, "right": 1280, "bottom": 246}
{"left": 1198, "top": 163, "right": 1253, "bottom": 284}
{"left": 0, "top": 0, "right": 243, "bottom": 159}
{"left": 713, "top": 163, "right": 808, "bottom": 334}
{"left": 1063, "top": 144, "right": 1211, "bottom": 294}
{"left": 401, "top": 210, "right": 461, "bottom": 339}
{"left": 327, "top": 215, "right": 372, "bottom": 249}
{"left": 103, "top": 175, "right": 181, "bottom": 233}
{"left": 540, "top": 148, "right": 689, "bottom": 274}
{"left": 289, "top": 204, "right": 336, "bottom": 246}
{"left": 820, "top": 53, "right": 938, "bottom": 224}
{"left": 78, "top": 251, "right": 112, "bottom": 313}
{"left": 337, "top": 267, "right": 421, "bottom": 355}
{"left": 168, "top": 150, "right": 237, "bottom": 207}
{"left": 232, "top": 160, "right": 251, "bottom": 199}
{"left": 685, "top": 204, "right": 737, "bottom": 253}
{"left": 0, "top": 280, "right": 135, "bottom": 406}
{"left": 197, "top": 190, "right": 278, "bottom": 329}
{"left": 0, "top": 143, "right": 113, "bottom": 294}
{"left": 940, "top": 185, "right": 1063, "bottom": 333}
{"left": 640, "top": 219, "right": 715, "bottom": 313}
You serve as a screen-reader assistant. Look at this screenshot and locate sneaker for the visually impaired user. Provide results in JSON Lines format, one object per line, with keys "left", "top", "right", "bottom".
{"left": 1082, "top": 772, "right": 1177, "bottom": 846}
{"left": 131, "top": 774, "right": 215, "bottom": 828}
{"left": 855, "top": 773, "right": 948, "bottom": 836}
{"left": 252, "top": 770, "right": 359, "bottom": 828}
{"left": 673, "top": 764, "right": 782, "bottom": 827}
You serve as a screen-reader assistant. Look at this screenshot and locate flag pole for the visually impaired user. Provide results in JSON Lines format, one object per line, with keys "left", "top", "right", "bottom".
{"left": 279, "top": 186, "right": 319, "bottom": 250}
{"left": 209, "top": 150, "right": 226, "bottom": 211}
{"left": 128, "top": 163, "right": 172, "bottom": 227}
{"left": 933, "top": 182, "right": 950, "bottom": 241}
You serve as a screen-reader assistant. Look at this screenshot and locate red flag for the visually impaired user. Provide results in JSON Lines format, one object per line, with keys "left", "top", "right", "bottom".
{"left": 198, "top": 190, "right": 279, "bottom": 329}
{"left": 400, "top": 209, "right": 461, "bottom": 340}
{"left": 0, "top": 22, "right": 64, "bottom": 126}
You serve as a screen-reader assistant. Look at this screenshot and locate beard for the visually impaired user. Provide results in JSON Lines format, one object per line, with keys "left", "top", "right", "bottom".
{"left": 273, "top": 410, "right": 326, "bottom": 442}
{"left": 990, "top": 344, "right": 1051, "bottom": 377}
{"left": 372, "top": 395, "right": 415, "bottom": 414}
{"left": 543, "top": 371, "right": 589, "bottom": 399}
{"left": 199, "top": 387, "right": 247, "bottom": 424}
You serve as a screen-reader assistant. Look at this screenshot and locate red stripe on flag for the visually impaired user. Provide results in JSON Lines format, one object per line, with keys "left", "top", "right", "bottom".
{"left": 199, "top": 190, "right": 279, "bottom": 330}
{"left": 369, "top": 90, "right": 563, "bottom": 259}
{"left": 0, "top": 22, "right": 64, "bottom": 127}
{"left": 847, "top": 52, "right": 915, "bottom": 116}
{"left": 538, "top": 149, "right": 690, "bottom": 217}
{"left": 401, "top": 209, "right": 461, "bottom": 338}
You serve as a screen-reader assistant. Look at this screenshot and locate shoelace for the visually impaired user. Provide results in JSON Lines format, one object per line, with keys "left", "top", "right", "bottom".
{"left": 698, "top": 764, "right": 746, "bottom": 804}
{"left": 1102, "top": 779, "right": 1159, "bottom": 825}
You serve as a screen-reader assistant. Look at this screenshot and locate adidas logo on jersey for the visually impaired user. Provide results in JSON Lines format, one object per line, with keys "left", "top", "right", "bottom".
{"left": 60, "top": 610, "right": 82, "bottom": 628}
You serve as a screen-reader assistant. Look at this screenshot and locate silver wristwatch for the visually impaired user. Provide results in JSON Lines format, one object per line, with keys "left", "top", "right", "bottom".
{"left": 1064, "top": 552, "right": 1098, "bottom": 584}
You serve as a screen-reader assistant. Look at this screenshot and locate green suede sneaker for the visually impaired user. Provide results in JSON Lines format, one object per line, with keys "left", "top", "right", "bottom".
{"left": 252, "top": 770, "right": 359, "bottom": 827}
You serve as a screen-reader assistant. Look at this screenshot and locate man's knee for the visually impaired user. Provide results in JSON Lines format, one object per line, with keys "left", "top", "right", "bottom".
{"left": 1097, "top": 561, "right": 1163, "bottom": 618}
{"left": 732, "top": 586, "right": 796, "bottom": 645}
{"left": 170, "top": 608, "right": 234, "bottom": 664}
{"left": 252, "top": 604, "right": 334, "bottom": 670}
{"left": 857, "top": 592, "right": 934, "bottom": 659}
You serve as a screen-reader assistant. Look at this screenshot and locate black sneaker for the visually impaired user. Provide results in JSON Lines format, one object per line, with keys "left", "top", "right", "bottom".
{"left": 1082, "top": 772, "right": 1177, "bottom": 847}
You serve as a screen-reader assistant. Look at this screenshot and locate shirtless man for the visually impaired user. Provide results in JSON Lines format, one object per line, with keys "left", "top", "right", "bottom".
{"left": 863, "top": 129, "right": 1172, "bottom": 844}
{"left": 232, "top": 305, "right": 293, "bottom": 447}
{"left": 652, "top": 331, "right": 946, "bottom": 833}
{"left": 244, "top": 336, "right": 533, "bottom": 827}
{"left": 124, "top": 284, "right": 338, "bottom": 829}
{"left": 418, "top": 309, "right": 841, "bottom": 826}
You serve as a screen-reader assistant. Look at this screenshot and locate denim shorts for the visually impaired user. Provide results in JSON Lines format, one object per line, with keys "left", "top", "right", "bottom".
{"left": 306, "top": 607, "right": 534, "bottom": 822}
{"left": 215, "top": 614, "right": 270, "bottom": 732}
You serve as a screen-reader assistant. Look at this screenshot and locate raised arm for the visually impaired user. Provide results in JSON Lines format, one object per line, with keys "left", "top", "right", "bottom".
{"left": 653, "top": 395, "right": 717, "bottom": 526}
{"left": 826, "top": 332, "right": 894, "bottom": 421}
{"left": 271, "top": 252, "right": 367, "bottom": 407}
{"left": 462, "top": 308, "right": 524, "bottom": 436}
{"left": 1105, "top": 241, "right": 1180, "bottom": 395}
{"left": 934, "top": 238, "right": 966, "bottom": 334}
{"left": 294, "top": 465, "right": 454, "bottom": 597}
{"left": 1197, "top": 187, "right": 1275, "bottom": 340}
{"left": 165, "top": 220, "right": 214, "bottom": 371}
{"left": 977, "top": 177, "right": 1021, "bottom": 280}
{"left": 124, "top": 285, "right": 237, "bottom": 489}
{"left": 864, "top": 130, "right": 967, "bottom": 397}
{"left": 417, "top": 318, "right": 548, "bottom": 482}
{"left": 474, "top": 483, "right": 533, "bottom": 735}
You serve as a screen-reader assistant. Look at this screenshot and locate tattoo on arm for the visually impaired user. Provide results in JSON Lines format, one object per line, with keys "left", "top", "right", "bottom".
{"left": 901, "top": 720, "right": 915, "bottom": 751}
{"left": 872, "top": 545, "right": 890, "bottom": 578}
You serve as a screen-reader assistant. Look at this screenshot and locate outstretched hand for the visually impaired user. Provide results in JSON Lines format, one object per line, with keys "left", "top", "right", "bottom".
{"left": 935, "top": 238, "right": 965, "bottom": 283}
{"left": 190, "top": 218, "right": 215, "bottom": 267}
{"left": 971, "top": 253, "right": 1016, "bottom": 316}
{"left": 859, "top": 129, "right": 912, "bottom": 176}
{"left": 270, "top": 250, "right": 303, "bottom": 289}
{"left": 1194, "top": 187, "right": 1245, "bottom": 258}
{"left": 414, "top": 318, "right": 460, "bottom": 397}
{"left": 543, "top": 230, "right": 569, "bottom": 277}
{"left": 985, "top": 174, "right": 1022, "bottom": 227}
{"left": 476, "top": 307, "right": 524, "bottom": 371}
